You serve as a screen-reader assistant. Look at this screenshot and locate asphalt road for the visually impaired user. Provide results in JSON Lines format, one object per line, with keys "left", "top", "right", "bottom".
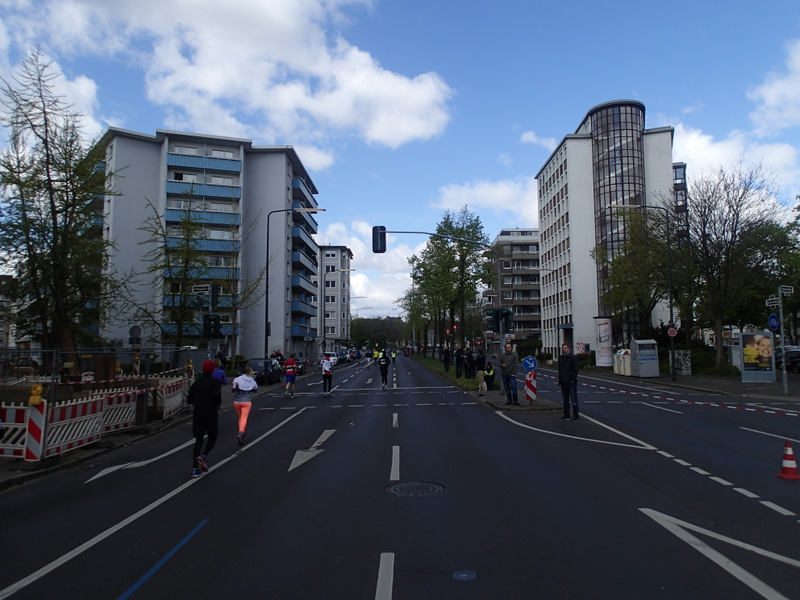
{"left": 2, "top": 358, "right": 799, "bottom": 599}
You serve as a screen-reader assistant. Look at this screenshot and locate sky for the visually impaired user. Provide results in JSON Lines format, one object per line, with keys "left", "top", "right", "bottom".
{"left": 1, "top": 0, "right": 799, "bottom": 319}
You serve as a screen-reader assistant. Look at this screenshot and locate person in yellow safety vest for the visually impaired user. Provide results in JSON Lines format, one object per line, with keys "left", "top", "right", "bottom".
{"left": 484, "top": 362, "right": 495, "bottom": 391}
{"left": 391, "top": 349, "right": 397, "bottom": 364}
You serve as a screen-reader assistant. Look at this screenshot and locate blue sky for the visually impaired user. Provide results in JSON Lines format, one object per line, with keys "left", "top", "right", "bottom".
{"left": 1, "top": 0, "right": 799, "bottom": 318}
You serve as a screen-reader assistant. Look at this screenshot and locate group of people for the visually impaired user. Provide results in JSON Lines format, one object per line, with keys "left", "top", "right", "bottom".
{"left": 186, "top": 358, "right": 259, "bottom": 479}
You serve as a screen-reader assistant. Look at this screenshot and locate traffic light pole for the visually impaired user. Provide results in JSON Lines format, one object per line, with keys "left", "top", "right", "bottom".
{"left": 371, "top": 227, "right": 505, "bottom": 354}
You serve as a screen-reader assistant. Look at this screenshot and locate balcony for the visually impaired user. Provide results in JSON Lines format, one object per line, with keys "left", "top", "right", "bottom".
{"left": 291, "top": 226, "right": 316, "bottom": 250}
{"left": 166, "top": 238, "right": 240, "bottom": 253}
{"left": 292, "top": 249, "right": 318, "bottom": 271}
{"left": 164, "top": 208, "right": 241, "bottom": 227}
{"left": 167, "top": 152, "right": 242, "bottom": 173}
{"left": 166, "top": 180, "right": 241, "bottom": 200}
{"left": 291, "top": 274, "right": 317, "bottom": 296}
{"left": 291, "top": 299, "right": 317, "bottom": 317}
{"left": 292, "top": 177, "right": 317, "bottom": 204}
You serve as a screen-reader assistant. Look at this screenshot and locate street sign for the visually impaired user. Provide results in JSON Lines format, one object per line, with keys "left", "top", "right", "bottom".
{"left": 780, "top": 285, "right": 794, "bottom": 295}
{"left": 192, "top": 284, "right": 211, "bottom": 295}
{"left": 523, "top": 355, "right": 538, "bottom": 371}
{"left": 768, "top": 313, "right": 780, "bottom": 332}
{"left": 765, "top": 297, "right": 779, "bottom": 307}
{"left": 667, "top": 327, "right": 678, "bottom": 338}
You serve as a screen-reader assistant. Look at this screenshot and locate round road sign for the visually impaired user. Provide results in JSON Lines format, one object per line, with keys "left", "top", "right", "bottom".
{"left": 768, "top": 313, "right": 780, "bottom": 332}
{"left": 523, "top": 355, "right": 538, "bottom": 371}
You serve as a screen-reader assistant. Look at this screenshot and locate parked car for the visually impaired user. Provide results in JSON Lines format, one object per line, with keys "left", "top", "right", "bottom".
{"left": 776, "top": 348, "right": 800, "bottom": 372}
{"left": 246, "top": 357, "right": 283, "bottom": 385}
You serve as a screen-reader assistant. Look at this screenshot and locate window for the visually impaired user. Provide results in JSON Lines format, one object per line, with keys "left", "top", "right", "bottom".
{"left": 342, "top": 312, "right": 347, "bottom": 319}
{"left": 210, "top": 149, "right": 234, "bottom": 159}
{"left": 174, "top": 145, "right": 198, "bottom": 155}
{"left": 325, "top": 295, "right": 336, "bottom": 303}
{"left": 210, "top": 176, "right": 234, "bottom": 186}
{"left": 325, "top": 251, "right": 336, "bottom": 258}
{"left": 208, "top": 229, "right": 235, "bottom": 240}
{"left": 341, "top": 296, "right": 346, "bottom": 304}
{"left": 503, "top": 276, "right": 512, "bottom": 285}
{"left": 174, "top": 172, "right": 198, "bottom": 183}
{"left": 325, "top": 265, "right": 336, "bottom": 272}
{"left": 503, "top": 261, "right": 511, "bottom": 270}
{"left": 325, "top": 326, "right": 336, "bottom": 334}
{"left": 325, "top": 280, "right": 336, "bottom": 288}
{"left": 324, "top": 311, "right": 334, "bottom": 319}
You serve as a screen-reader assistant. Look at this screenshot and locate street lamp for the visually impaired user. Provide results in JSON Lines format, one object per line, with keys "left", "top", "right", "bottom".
{"left": 264, "top": 207, "right": 324, "bottom": 373}
{"left": 321, "top": 268, "right": 354, "bottom": 355}
{"left": 607, "top": 204, "right": 676, "bottom": 382}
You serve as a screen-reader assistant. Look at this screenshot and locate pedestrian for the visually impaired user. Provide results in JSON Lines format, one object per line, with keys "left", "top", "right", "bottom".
{"left": 391, "top": 349, "right": 397, "bottom": 364}
{"left": 378, "top": 350, "right": 391, "bottom": 389}
{"left": 442, "top": 346, "right": 451, "bottom": 372}
{"left": 499, "top": 343, "right": 520, "bottom": 405}
{"left": 231, "top": 365, "right": 258, "bottom": 445}
{"left": 320, "top": 353, "right": 333, "bottom": 397}
{"left": 484, "top": 362, "right": 495, "bottom": 391}
{"left": 465, "top": 349, "right": 475, "bottom": 379}
{"left": 283, "top": 352, "right": 298, "bottom": 398}
{"left": 455, "top": 345, "right": 464, "bottom": 378}
{"left": 475, "top": 349, "right": 487, "bottom": 397}
{"left": 212, "top": 358, "right": 227, "bottom": 385}
{"left": 558, "top": 343, "right": 580, "bottom": 421}
{"left": 187, "top": 360, "right": 222, "bottom": 478}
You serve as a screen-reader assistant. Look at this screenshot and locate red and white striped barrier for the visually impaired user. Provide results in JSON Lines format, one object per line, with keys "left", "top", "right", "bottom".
{"left": 0, "top": 405, "right": 28, "bottom": 458}
{"left": 42, "top": 397, "right": 104, "bottom": 459}
{"left": 24, "top": 401, "right": 47, "bottom": 462}
{"left": 525, "top": 371, "right": 537, "bottom": 404}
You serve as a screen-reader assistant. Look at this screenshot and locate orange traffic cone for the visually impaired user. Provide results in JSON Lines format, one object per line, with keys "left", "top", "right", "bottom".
{"left": 776, "top": 441, "right": 800, "bottom": 480}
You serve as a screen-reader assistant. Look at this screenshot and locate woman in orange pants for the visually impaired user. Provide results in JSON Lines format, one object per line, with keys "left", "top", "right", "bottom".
{"left": 231, "top": 366, "right": 258, "bottom": 444}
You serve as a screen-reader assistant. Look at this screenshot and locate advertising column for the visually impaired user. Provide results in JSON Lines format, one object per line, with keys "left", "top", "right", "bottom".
{"left": 594, "top": 316, "right": 613, "bottom": 367}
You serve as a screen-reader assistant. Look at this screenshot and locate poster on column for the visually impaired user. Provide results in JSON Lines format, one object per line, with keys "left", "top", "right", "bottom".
{"left": 740, "top": 331, "right": 776, "bottom": 383}
{"left": 594, "top": 316, "right": 613, "bottom": 367}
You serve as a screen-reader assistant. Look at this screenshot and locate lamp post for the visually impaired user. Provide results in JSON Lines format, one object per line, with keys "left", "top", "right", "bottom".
{"left": 607, "top": 204, "right": 676, "bottom": 382}
{"left": 321, "top": 268, "right": 354, "bottom": 356}
{"left": 264, "top": 207, "right": 324, "bottom": 374}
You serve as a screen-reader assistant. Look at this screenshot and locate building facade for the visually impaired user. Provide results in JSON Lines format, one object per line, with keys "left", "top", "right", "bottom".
{"left": 98, "top": 128, "right": 321, "bottom": 361}
{"left": 315, "top": 246, "right": 354, "bottom": 355}
{"left": 486, "top": 229, "right": 542, "bottom": 351}
{"left": 536, "top": 100, "right": 678, "bottom": 359}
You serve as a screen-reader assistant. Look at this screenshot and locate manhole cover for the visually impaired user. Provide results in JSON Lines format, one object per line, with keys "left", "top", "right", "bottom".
{"left": 453, "top": 570, "right": 477, "bottom": 581}
{"left": 386, "top": 481, "right": 443, "bottom": 497}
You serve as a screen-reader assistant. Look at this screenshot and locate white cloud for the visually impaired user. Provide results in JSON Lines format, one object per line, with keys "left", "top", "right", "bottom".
{"left": 748, "top": 38, "right": 800, "bottom": 137}
{"left": 0, "top": 0, "right": 453, "bottom": 158}
{"left": 520, "top": 130, "right": 557, "bottom": 151}
{"left": 434, "top": 176, "right": 539, "bottom": 229}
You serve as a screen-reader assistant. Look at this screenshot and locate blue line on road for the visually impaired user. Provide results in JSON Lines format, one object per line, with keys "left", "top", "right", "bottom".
{"left": 116, "top": 519, "right": 209, "bottom": 600}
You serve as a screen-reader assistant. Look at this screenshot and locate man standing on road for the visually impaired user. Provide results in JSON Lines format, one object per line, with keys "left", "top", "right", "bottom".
{"left": 187, "top": 360, "right": 222, "bottom": 478}
{"left": 558, "top": 343, "right": 580, "bottom": 421}
{"left": 500, "top": 343, "right": 520, "bottom": 405}
{"left": 378, "top": 350, "right": 391, "bottom": 389}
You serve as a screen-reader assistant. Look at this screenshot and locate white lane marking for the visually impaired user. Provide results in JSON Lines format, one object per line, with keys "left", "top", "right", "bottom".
{"left": 691, "top": 467, "right": 711, "bottom": 475}
{"left": 735, "top": 488, "right": 760, "bottom": 499}
{"left": 759, "top": 501, "right": 796, "bottom": 517}
{"left": 710, "top": 476, "right": 733, "bottom": 486}
{"left": 740, "top": 427, "right": 800, "bottom": 445}
{"left": 0, "top": 408, "right": 310, "bottom": 600}
{"left": 390, "top": 446, "right": 400, "bottom": 481}
{"left": 375, "top": 552, "right": 395, "bottom": 600}
{"left": 85, "top": 440, "right": 195, "bottom": 483}
{"left": 641, "top": 508, "right": 799, "bottom": 600}
{"left": 289, "top": 429, "right": 336, "bottom": 472}
{"left": 636, "top": 402, "right": 683, "bottom": 414}
{"left": 496, "top": 412, "right": 655, "bottom": 450}
{"left": 392, "top": 413, "right": 398, "bottom": 428}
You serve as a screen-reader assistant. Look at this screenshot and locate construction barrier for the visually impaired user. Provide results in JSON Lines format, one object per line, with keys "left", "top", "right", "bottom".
{"left": 525, "top": 371, "right": 537, "bottom": 404}
{"left": 0, "top": 376, "right": 188, "bottom": 462}
{"left": 776, "top": 441, "right": 800, "bottom": 480}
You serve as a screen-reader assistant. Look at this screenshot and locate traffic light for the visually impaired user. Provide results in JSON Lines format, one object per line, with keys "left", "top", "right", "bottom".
{"left": 211, "top": 314, "right": 221, "bottom": 336}
{"left": 203, "top": 314, "right": 212, "bottom": 337}
{"left": 500, "top": 308, "right": 512, "bottom": 331}
{"left": 372, "top": 225, "right": 387, "bottom": 253}
{"left": 211, "top": 283, "right": 221, "bottom": 307}
{"left": 486, "top": 308, "right": 499, "bottom": 332}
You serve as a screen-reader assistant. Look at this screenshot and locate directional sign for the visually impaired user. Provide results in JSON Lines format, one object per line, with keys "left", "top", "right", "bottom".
{"left": 522, "top": 355, "right": 538, "bottom": 371}
{"left": 192, "top": 284, "right": 211, "bottom": 295}
{"left": 780, "top": 285, "right": 794, "bottom": 295}
{"left": 765, "top": 297, "right": 779, "bottom": 307}
{"left": 768, "top": 313, "right": 780, "bottom": 332}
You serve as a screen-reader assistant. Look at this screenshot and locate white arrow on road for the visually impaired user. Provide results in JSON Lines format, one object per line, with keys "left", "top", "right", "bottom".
{"left": 85, "top": 439, "right": 194, "bottom": 483}
{"left": 289, "top": 429, "right": 336, "bottom": 471}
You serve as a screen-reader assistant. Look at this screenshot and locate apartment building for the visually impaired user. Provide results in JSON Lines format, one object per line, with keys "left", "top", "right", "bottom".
{"left": 98, "top": 128, "right": 321, "bottom": 361}
{"left": 315, "top": 246, "right": 354, "bottom": 355}
{"left": 536, "top": 100, "right": 678, "bottom": 363}
{"left": 486, "top": 229, "right": 542, "bottom": 350}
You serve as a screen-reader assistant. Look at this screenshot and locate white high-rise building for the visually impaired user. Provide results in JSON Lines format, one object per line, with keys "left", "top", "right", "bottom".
{"left": 97, "top": 128, "right": 321, "bottom": 362}
{"left": 315, "top": 246, "right": 354, "bottom": 355}
{"left": 536, "top": 100, "right": 679, "bottom": 359}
